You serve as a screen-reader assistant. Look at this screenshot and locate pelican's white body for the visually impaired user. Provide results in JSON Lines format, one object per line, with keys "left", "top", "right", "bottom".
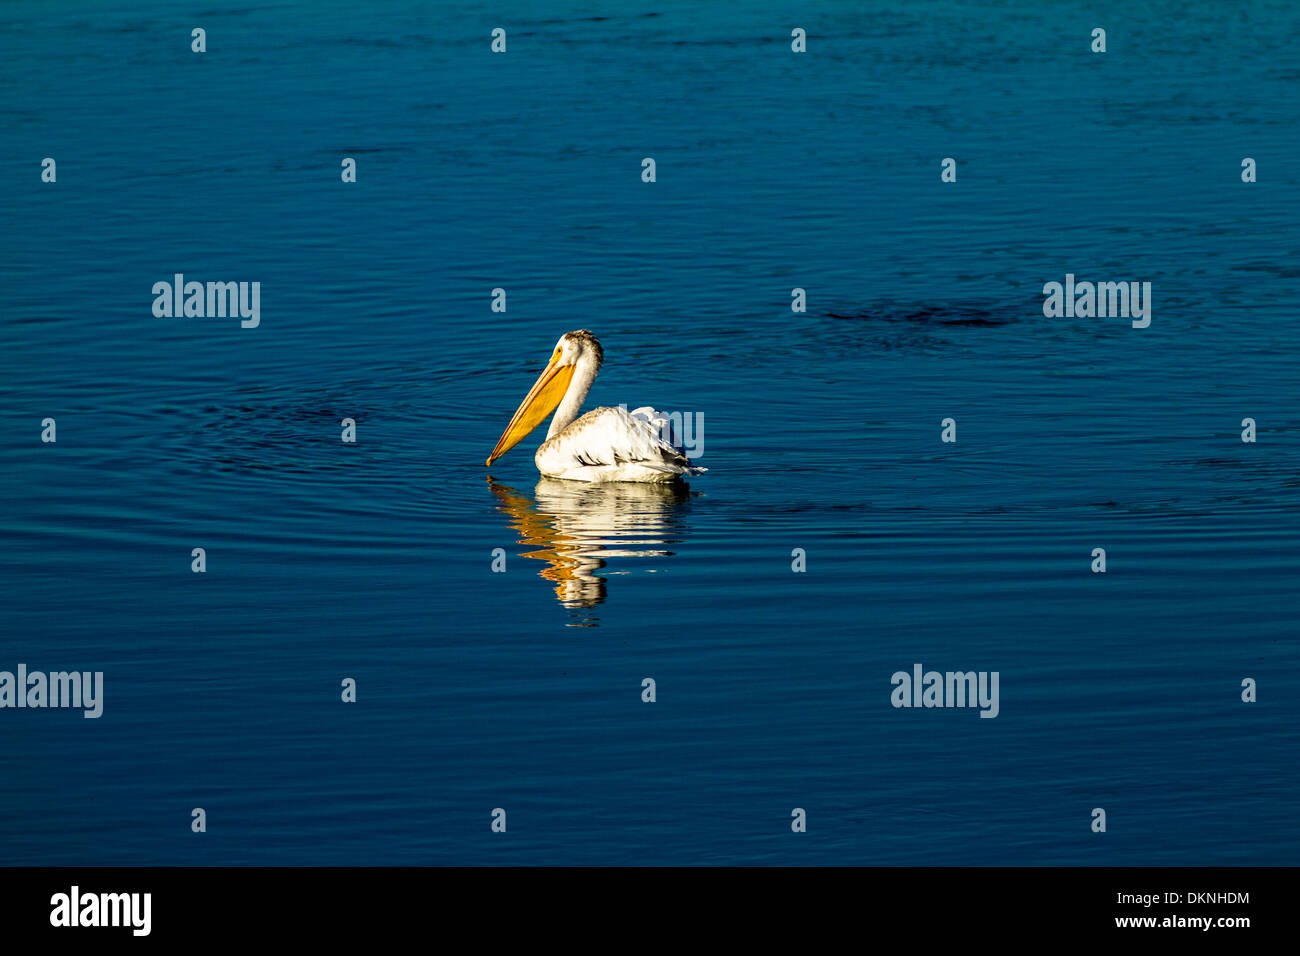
{"left": 537, "top": 404, "right": 704, "bottom": 482}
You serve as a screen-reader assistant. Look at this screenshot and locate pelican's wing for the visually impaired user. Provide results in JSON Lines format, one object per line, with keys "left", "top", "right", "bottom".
{"left": 555, "top": 405, "right": 706, "bottom": 476}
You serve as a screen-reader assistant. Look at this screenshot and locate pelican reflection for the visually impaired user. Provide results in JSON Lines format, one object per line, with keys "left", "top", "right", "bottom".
{"left": 489, "top": 477, "right": 693, "bottom": 624}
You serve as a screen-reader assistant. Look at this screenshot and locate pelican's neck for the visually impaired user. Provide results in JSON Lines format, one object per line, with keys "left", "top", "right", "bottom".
{"left": 547, "top": 352, "right": 598, "bottom": 438}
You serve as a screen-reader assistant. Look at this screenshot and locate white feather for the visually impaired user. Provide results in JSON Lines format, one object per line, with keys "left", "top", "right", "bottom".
{"left": 537, "top": 405, "right": 707, "bottom": 483}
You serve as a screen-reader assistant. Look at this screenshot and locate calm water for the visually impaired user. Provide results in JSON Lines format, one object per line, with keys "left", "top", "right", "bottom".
{"left": 2, "top": 0, "right": 1298, "bottom": 865}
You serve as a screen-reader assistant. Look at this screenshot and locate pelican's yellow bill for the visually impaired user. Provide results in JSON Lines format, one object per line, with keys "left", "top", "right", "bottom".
{"left": 486, "top": 358, "right": 575, "bottom": 465}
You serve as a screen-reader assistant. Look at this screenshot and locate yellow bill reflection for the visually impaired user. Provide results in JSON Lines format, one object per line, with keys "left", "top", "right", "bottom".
{"left": 488, "top": 477, "right": 693, "bottom": 626}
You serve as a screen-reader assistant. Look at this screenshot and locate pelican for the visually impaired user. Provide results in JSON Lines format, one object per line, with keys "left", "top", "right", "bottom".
{"left": 486, "top": 330, "right": 706, "bottom": 483}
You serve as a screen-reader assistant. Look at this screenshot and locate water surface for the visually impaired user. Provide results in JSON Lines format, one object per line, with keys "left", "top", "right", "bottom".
{"left": 1, "top": 0, "right": 1297, "bottom": 865}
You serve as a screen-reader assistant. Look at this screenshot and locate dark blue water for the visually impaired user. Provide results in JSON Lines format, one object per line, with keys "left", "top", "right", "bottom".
{"left": 2, "top": 0, "right": 1297, "bottom": 865}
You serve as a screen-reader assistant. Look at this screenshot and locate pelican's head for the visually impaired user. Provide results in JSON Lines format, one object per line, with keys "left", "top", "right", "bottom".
{"left": 486, "top": 330, "right": 603, "bottom": 466}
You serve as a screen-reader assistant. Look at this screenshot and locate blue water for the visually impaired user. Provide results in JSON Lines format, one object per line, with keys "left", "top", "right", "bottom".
{"left": 2, "top": 0, "right": 1298, "bottom": 865}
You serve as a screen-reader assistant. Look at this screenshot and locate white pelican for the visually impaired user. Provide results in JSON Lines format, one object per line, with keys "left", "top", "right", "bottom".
{"left": 486, "top": 330, "right": 707, "bottom": 483}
